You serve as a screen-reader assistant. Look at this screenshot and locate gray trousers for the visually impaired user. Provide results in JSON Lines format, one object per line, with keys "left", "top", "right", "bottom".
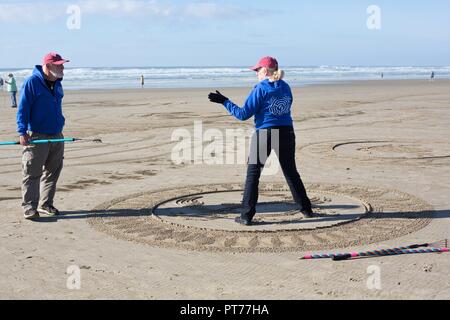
{"left": 21, "top": 132, "right": 64, "bottom": 211}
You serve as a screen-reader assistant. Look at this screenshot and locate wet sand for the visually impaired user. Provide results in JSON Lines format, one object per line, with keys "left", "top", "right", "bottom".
{"left": 0, "top": 79, "right": 449, "bottom": 299}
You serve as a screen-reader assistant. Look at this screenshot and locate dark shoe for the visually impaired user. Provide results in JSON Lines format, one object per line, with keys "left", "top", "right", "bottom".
{"left": 300, "top": 209, "right": 316, "bottom": 218}
{"left": 24, "top": 209, "right": 39, "bottom": 220}
{"left": 38, "top": 205, "right": 60, "bottom": 216}
{"left": 234, "top": 216, "right": 252, "bottom": 226}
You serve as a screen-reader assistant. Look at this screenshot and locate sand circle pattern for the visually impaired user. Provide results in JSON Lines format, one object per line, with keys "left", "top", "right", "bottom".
{"left": 300, "top": 140, "right": 450, "bottom": 165}
{"left": 88, "top": 183, "right": 433, "bottom": 253}
{"left": 152, "top": 190, "right": 369, "bottom": 231}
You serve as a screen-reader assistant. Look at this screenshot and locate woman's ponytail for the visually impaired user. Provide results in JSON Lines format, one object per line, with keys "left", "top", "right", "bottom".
{"left": 269, "top": 68, "right": 285, "bottom": 81}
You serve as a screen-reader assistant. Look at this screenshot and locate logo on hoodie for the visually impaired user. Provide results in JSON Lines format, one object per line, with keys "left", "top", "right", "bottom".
{"left": 268, "top": 96, "right": 291, "bottom": 116}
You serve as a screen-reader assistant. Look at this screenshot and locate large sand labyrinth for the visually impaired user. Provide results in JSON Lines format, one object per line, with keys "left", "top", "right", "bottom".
{"left": 88, "top": 183, "right": 433, "bottom": 253}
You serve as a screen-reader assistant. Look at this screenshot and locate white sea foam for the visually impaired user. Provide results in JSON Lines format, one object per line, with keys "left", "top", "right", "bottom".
{"left": 1, "top": 66, "right": 448, "bottom": 90}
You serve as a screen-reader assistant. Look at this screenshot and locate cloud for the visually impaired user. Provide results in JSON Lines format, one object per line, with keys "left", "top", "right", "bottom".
{"left": 0, "top": 1, "right": 259, "bottom": 23}
{"left": 183, "top": 3, "right": 247, "bottom": 20}
{"left": 0, "top": 2, "right": 64, "bottom": 22}
{"left": 78, "top": 0, "right": 174, "bottom": 17}
{"left": 78, "top": 1, "right": 252, "bottom": 20}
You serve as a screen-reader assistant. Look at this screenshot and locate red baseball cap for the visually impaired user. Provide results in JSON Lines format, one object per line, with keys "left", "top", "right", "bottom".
{"left": 250, "top": 56, "right": 278, "bottom": 71}
{"left": 43, "top": 52, "right": 70, "bottom": 65}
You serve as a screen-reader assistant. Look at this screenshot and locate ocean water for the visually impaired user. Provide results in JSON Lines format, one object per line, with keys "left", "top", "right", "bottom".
{"left": 0, "top": 66, "right": 448, "bottom": 90}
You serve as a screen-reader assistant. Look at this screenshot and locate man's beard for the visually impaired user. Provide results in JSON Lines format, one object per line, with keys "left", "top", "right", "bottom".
{"left": 50, "top": 69, "right": 64, "bottom": 79}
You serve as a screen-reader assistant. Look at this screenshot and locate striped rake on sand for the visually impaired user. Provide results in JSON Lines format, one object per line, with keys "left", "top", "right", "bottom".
{"left": 301, "top": 239, "right": 449, "bottom": 261}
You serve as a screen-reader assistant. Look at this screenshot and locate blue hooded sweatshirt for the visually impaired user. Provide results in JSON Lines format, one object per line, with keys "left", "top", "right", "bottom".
{"left": 223, "top": 79, "right": 293, "bottom": 130}
{"left": 16, "top": 65, "right": 65, "bottom": 136}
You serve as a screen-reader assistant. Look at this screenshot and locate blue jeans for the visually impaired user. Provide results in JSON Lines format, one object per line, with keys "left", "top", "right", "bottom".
{"left": 241, "top": 126, "right": 312, "bottom": 221}
{"left": 10, "top": 91, "right": 17, "bottom": 107}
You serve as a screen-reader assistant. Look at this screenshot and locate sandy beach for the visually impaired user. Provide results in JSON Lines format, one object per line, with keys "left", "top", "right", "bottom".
{"left": 0, "top": 79, "right": 449, "bottom": 299}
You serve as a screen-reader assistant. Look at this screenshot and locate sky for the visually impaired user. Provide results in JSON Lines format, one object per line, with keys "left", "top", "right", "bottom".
{"left": 1, "top": 0, "right": 449, "bottom": 68}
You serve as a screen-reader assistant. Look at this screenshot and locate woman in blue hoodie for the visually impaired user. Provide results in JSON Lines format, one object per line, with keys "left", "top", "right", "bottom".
{"left": 208, "top": 56, "right": 313, "bottom": 226}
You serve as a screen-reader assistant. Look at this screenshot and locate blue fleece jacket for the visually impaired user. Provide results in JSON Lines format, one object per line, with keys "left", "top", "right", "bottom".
{"left": 223, "top": 79, "right": 293, "bottom": 129}
{"left": 16, "top": 65, "right": 65, "bottom": 136}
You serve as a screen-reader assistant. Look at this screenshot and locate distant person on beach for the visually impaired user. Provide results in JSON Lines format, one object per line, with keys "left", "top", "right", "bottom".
{"left": 16, "top": 52, "right": 69, "bottom": 220}
{"left": 430, "top": 71, "right": 435, "bottom": 82}
{"left": 5, "top": 73, "right": 17, "bottom": 108}
{"left": 141, "top": 75, "right": 144, "bottom": 88}
{"left": 0, "top": 77, "right": 3, "bottom": 106}
{"left": 381, "top": 72, "right": 384, "bottom": 79}
{"left": 208, "top": 56, "right": 313, "bottom": 226}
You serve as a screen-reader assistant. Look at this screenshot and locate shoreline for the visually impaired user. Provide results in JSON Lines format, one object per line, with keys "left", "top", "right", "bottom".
{"left": 58, "top": 78, "right": 450, "bottom": 93}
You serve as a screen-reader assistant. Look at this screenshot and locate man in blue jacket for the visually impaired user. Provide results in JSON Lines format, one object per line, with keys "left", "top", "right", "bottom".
{"left": 17, "top": 52, "right": 69, "bottom": 220}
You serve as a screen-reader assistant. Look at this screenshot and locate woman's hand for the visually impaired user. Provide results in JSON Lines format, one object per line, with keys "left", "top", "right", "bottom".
{"left": 208, "top": 90, "right": 228, "bottom": 104}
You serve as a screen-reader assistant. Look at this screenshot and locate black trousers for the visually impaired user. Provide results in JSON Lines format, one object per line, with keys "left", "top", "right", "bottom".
{"left": 241, "top": 126, "right": 311, "bottom": 220}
